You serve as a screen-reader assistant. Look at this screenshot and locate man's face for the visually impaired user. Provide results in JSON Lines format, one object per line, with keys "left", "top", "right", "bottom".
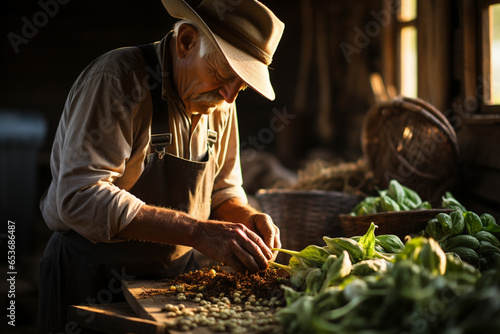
{"left": 175, "top": 35, "right": 247, "bottom": 115}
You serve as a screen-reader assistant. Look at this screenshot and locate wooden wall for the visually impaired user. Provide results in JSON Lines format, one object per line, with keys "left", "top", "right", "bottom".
{"left": 453, "top": 0, "right": 500, "bottom": 217}
{"left": 1, "top": 0, "right": 383, "bottom": 169}
{"left": 1, "top": 0, "right": 175, "bottom": 157}
{"left": 274, "top": 0, "right": 384, "bottom": 167}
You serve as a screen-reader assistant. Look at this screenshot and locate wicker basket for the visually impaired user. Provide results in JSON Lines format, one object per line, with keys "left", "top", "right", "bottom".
{"left": 362, "top": 96, "right": 459, "bottom": 206}
{"left": 340, "top": 209, "right": 454, "bottom": 240}
{"left": 256, "top": 189, "right": 362, "bottom": 263}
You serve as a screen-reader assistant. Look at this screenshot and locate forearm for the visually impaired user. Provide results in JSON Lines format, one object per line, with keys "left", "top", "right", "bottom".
{"left": 211, "top": 198, "right": 258, "bottom": 223}
{"left": 117, "top": 202, "right": 271, "bottom": 272}
{"left": 116, "top": 204, "right": 199, "bottom": 246}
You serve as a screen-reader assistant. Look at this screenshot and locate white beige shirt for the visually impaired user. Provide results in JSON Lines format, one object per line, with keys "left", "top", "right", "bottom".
{"left": 40, "top": 35, "right": 248, "bottom": 243}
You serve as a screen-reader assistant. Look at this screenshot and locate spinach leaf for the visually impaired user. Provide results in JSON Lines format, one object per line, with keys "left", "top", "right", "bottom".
{"left": 480, "top": 213, "right": 497, "bottom": 228}
{"left": 272, "top": 245, "right": 331, "bottom": 269}
{"left": 323, "top": 236, "right": 364, "bottom": 263}
{"left": 442, "top": 192, "right": 467, "bottom": 212}
{"left": 320, "top": 251, "right": 352, "bottom": 292}
{"left": 465, "top": 211, "right": 483, "bottom": 236}
{"left": 358, "top": 222, "right": 377, "bottom": 259}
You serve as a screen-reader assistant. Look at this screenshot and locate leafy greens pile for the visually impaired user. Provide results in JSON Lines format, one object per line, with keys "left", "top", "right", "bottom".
{"left": 425, "top": 192, "right": 500, "bottom": 271}
{"left": 350, "top": 179, "right": 431, "bottom": 216}
{"left": 271, "top": 222, "right": 500, "bottom": 333}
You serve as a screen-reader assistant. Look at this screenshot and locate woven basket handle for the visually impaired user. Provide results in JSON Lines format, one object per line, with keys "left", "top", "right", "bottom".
{"left": 367, "top": 98, "right": 460, "bottom": 166}
{"left": 397, "top": 96, "right": 458, "bottom": 145}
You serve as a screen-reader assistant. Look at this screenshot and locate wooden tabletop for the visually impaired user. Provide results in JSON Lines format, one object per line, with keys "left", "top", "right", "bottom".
{"left": 68, "top": 302, "right": 168, "bottom": 334}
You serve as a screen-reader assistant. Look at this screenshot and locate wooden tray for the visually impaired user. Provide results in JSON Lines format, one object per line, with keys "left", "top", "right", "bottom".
{"left": 339, "top": 209, "right": 454, "bottom": 240}
{"left": 122, "top": 280, "right": 212, "bottom": 333}
{"left": 68, "top": 302, "right": 167, "bottom": 334}
{"left": 122, "top": 279, "right": 282, "bottom": 334}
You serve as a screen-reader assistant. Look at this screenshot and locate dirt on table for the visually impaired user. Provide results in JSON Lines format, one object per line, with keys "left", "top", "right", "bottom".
{"left": 138, "top": 266, "right": 291, "bottom": 302}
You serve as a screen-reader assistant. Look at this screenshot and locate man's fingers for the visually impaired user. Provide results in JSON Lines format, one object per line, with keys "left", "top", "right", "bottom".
{"left": 246, "top": 227, "right": 273, "bottom": 261}
{"left": 252, "top": 214, "right": 280, "bottom": 258}
{"left": 225, "top": 238, "right": 264, "bottom": 272}
{"left": 236, "top": 229, "right": 271, "bottom": 270}
{"left": 260, "top": 216, "right": 276, "bottom": 249}
{"left": 195, "top": 219, "right": 276, "bottom": 272}
{"left": 272, "top": 224, "right": 281, "bottom": 249}
{"left": 223, "top": 254, "right": 247, "bottom": 273}
{"left": 270, "top": 229, "right": 281, "bottom": 262}
{"left": 232, "top": 247, "right": 261, "bottom": 272}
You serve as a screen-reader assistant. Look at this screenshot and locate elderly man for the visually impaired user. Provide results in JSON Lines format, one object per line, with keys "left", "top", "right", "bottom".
{"left": 38, "top": 0, "right": 284, "bottom": 332}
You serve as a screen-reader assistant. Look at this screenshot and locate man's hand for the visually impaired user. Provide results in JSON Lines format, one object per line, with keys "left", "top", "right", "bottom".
{"left": 116, "top": 204, "right": 274, "bottom": 273}
{"left": 241, "top": 213, "right": 281, "bottom": 262}
{"left": 211, "top": 198, "right": 281, "bottom": 262}
{"left": 193, "top": 220, "right": 273, "bottom": 272}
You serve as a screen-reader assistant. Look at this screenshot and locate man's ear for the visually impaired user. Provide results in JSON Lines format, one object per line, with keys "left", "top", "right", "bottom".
{"left": 176, "top": 24, "right": 199, "bottom": 58}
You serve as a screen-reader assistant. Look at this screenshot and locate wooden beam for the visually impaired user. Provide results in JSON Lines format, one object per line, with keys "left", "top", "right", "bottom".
{"left": 68, "top": 303, "right": 167, "bottom": 334}
{"left": 462, "top": 0, "right": 479, "bottom": 102}
{"left": 417, "top": 0, "right": 451, "bottom": 112}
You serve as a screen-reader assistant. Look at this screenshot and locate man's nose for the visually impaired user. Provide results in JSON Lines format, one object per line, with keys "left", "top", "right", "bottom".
{"left": 219, "top": 78, "right": 245, "bottom": 104}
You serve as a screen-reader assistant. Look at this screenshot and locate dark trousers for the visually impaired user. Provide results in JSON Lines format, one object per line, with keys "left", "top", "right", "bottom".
{"left": 38, "top": 231, "right": 198, "bottom": 333}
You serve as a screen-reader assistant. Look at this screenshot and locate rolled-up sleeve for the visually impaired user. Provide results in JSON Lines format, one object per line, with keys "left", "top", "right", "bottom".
{"left": 211, "top": 105, "right": 248, "bottom": 210}
{"left": 41, "top": 59, "right": 148, "bottom": 243}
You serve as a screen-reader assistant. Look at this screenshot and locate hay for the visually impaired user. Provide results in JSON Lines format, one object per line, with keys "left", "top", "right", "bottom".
{"left": 288, "top": 158, "right": 375, "bottom": 196}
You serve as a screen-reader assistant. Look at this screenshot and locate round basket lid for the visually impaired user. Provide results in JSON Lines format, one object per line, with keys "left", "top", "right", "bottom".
{"left": 362, "top": 96, "right": 459, "bottom": 205}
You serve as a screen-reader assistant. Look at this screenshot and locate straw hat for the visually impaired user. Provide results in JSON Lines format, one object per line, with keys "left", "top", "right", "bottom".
{"left": 162, "top": 0, "right": 285, "bottom": 101}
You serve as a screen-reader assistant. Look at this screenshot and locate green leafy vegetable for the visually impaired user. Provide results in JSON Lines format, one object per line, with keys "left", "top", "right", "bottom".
{"left": 474, "top": 230, "right": 500, "bottom": 247}
{"left": 480, "top": 213, "right": 497, "bottom": 228}
{"left": 464, "top": 211, "right": 483, "bottom": 236}
{"left": 436, "top": 212, "right": 454, "bottom": 234}
{"left": 320, "top": 251, "right": 352, "bottom": 292}
{"left": 441, "top": 235, "right": 480, "bottom": 251}
{"left": 402, "top": 183, "right": 423, "bottom": 207}
{"left": 323, "top": 236, "right": 364, "bottom": 263}
{"left": 351, "top": 258, "right": 390, "bottom": 276}
{"left": 450, "top": 210, "right": 465, "bottom": 235}
{"left": 423, "top": 194, "right": 500, "bottom": 271}
{"left": 448, "top": 247, "right": 480, "bottom": 267}
{"left": 425, "top": 217, "right": 447, "bottom": 242}
{"left": 275, "top": 227, "right": 486, "bottom": 334}
{"left": 272, "top": 244, "right": 331, "bottom": 269}
{"left": 387, "top": 179, "right": 405, "bottom": 207}
{"left": 379, "top": 195, "right": 401, "bottom": 212}
{"left": 441, "top": 192, "right": 467, "bottom": 212}
{"left": 375, "top": 234, "right": 405, "bottom": 253}
{"left": 358, "top": 222, "right": 377, "bottom": 259}
{"left": 270, "top": 262, "right": 316, "bottom": 289}
{"left": 350, "top": 179, "right": 428, "bottom": 216}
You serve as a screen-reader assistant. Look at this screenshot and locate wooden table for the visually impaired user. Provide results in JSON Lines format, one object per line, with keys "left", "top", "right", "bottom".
{"left": 68, "top": 302, "right": 168, "bottom": 333}
{"left": 69, "top": 277, "right": 282, "bottom": 333}
{"left": 68, "top": 279, "right": 216, "bottom": 333}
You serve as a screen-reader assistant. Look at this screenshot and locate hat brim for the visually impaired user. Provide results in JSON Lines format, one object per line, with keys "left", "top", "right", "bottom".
{"left": 162, "top": 0, "right": 276, "bottom": 100}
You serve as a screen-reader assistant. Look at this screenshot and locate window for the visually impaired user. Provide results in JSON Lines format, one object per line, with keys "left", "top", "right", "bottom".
{"left": 489, "top": 3, "right": 500, "bottom": 104}
{"left": 381, "top": 0, "right": 420, "bottom": 100}
{"left": 480, "top": 1, "right": 500, "bottom": 110}
{"left": 398, "top": 0, "right": 418, "bottom": 98}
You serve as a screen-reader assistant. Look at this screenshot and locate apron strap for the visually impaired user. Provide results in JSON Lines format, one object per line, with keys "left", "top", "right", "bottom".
{"left": 137, "top": 43, "right": 218, "bottom": 152}
{"left": 207, "top": 102, "right": 217, "bottom": 148}
{"left": 137, "top": 43, "right": 172, "bottom": 155}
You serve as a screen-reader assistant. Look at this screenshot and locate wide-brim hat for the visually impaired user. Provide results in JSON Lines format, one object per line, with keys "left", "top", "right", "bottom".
{"left": 162, "top": 0, "right": 285, "bottom": 101}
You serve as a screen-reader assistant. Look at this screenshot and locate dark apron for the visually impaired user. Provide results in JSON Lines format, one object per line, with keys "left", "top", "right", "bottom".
{"left": 38, "top": 44, "right": 216, "bottom": 333}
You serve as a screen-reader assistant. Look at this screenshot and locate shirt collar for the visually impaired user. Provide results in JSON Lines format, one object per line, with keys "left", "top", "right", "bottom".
{"left": 156, "top": 32, "right": 182, "bottom": 106}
